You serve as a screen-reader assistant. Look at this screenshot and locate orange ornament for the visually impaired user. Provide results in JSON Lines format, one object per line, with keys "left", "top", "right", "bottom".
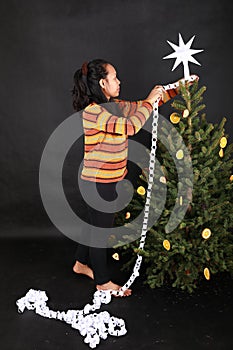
{"left": 182, "top": 109, "right": 189, "bottom": 118}
{"left": 170, "top": 113, "right": 180, "bottom": 124}
{"left": 204, "top": 267, "right": 210, "bottom": 280}
{"left": 159, "top": 176, "right": 166, "bottom": 184}
{"left": 219, "top": 148, "right": 224, "bottom": 158}
{"left": 220, "top": 137, "right": 227, "bottom": 148}
{"left": 125, "top": 212, "right": 131, "bottom": 219}
{"left": 163, "top": 239, "right": 171, "bottom": 251}
{"left": 202, "top": 228, "right": 212, "bottom": 240}
{"left": 176, "top": 149, "right": 184, "bottom": 160}
{"left": 137, "top": 186, "right": 146, "bottom": 195}
{"left": 112, "top": 253, "right": 120, "bottom": 260}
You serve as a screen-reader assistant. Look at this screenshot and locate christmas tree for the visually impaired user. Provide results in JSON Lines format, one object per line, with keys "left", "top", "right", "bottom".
{"left": 116, "top": 80, "right": 233, "bottom": 293}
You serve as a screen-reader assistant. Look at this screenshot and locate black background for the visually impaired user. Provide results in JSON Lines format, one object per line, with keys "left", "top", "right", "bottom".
{"left": 0, "top": 0, "right": 232, "bottom": 237}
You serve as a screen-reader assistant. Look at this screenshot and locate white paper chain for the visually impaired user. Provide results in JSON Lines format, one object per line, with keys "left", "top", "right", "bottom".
{"left": 16, "top": 76, "right": 196, "bottom": 348}
{"left": 120, "top": 76, "right": 197, "bottom": 292}
{"left": 16, "top": 288, "right": 126, "bottom": 349}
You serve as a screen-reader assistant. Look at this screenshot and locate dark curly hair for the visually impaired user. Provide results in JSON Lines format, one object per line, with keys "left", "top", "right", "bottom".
{"left": 72, "top": 59, "right": 110, "bottom": 111}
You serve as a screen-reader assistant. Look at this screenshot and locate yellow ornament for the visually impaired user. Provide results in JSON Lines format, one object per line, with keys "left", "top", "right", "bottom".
{"left": 204, "top": 267, "right": 210, "bottom": 280}
{"left": 159, "top": 176, "right": 166, "bottom": 184}
{"left": 220, "top": 136, "right": 227, "bottom": 148}
{"left": 112, "top": 253, "right": 120, "bottom": 261}
{"left": 219, "top": 148, "right": 224, "bottom": 158}
{"left": 125, "top": 212, "right": 131, "bottom": 219}
{"left": 230, "top": 175, "right": 233, "bottom": 182}
{"left": 137, "top": 186, "right": 146, "bottom": 195}
{"left": 170, "top": 113, "right": 180, "bottom": 124}
{"left": 182, "top": 109, "right": 189, "bottom": 118}
{"left": 202, "top": 228, "right": 212, "bottom": 239}
{"left": 179, "top": 196, "right": 183, "bottom": 206}
{"left": 163, "top": 239, "right": 171, "bottom": 251}
{"left": 176, "top": 149, "right": 184, "bottom": 160}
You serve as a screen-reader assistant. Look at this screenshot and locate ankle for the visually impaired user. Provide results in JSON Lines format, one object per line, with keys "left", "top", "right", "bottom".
{"left": 75, "top": 261, "right": 86, "bottom": 267}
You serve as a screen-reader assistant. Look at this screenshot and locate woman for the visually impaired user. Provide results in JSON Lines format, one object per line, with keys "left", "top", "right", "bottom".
{"left": 72, "top": 59, "right": 178, "bottom": 296}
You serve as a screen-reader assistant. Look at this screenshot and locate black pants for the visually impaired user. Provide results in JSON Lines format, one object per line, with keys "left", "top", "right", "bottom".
{"left": 75, "top": 180, "right": 117, "bottom": 284}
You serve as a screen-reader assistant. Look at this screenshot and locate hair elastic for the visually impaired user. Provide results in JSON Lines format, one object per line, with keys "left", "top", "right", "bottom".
{"left": 81, "top": 61, "right": 88, "bottom": 76}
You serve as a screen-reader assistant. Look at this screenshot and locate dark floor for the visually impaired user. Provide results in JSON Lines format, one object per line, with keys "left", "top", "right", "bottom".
{"left": 0, "top": 229, "right": 233, "bottom": 350}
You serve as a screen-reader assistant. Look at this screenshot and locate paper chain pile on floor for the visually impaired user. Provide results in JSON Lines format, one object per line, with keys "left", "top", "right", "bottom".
{"left": 16, "top": 289, "right": 126, "bottom": 348}
{"left": 16, "top": 77, "right": 195, "bottom": 349}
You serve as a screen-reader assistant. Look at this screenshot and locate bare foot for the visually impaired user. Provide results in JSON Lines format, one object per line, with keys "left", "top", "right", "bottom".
{"left": 96, "top": 281, "right": 132, "bottom": 297}
{"left": 73, "top": 261, "right": 94, "bottom": 280}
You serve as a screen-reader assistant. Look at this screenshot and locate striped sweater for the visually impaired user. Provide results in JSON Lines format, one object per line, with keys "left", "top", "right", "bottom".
{"left": 81, "top": 88, "right": 178, "bottom": 183}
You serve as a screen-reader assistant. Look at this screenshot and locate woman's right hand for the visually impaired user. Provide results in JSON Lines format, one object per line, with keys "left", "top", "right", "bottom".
{"left": 146, "top": 85, "right": 165, "bottom": 105}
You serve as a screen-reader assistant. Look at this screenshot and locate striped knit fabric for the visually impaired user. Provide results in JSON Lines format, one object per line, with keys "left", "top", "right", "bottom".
{"left": 81, "top": 88, "right": 178, "bottom": 183}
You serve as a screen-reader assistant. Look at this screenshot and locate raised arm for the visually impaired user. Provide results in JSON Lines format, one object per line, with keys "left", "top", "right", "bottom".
{"left": 83, "top": 100, "right": 154, "bottom": 136}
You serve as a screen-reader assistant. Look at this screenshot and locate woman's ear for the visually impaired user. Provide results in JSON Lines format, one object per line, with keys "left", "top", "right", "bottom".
{"left": 99, "top": 79, "right": 105, "bottom": 89}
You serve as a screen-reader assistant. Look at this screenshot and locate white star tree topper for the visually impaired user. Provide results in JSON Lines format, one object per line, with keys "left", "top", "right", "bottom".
{"left": 163, "top": 33, "right": 203, "bottom": 80}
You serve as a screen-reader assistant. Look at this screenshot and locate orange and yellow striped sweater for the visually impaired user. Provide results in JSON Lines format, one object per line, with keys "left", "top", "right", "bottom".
{"left": 81, "top": 88, "right": 178, "bottom": 183}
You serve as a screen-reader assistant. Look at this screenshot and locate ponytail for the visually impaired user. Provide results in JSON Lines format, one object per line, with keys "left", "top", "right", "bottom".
{"left": 72, "top": 59, "right": 109, "bottom": 111}
{"left": 72, "top": 65, "right": 89, "bottom": 111}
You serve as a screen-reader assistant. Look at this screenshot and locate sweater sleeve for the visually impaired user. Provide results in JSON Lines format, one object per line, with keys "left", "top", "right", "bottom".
{"left": 83, "top": 100, "right": 153, "bottom": 136}
{"left": 114, "top": 85, "right": 179, "bottom": 113}
{"left": 113, "top": 99, "right": 150, "bottom": 117}
{"left": 158, "top": 86, "right": 179, "bottom": 106}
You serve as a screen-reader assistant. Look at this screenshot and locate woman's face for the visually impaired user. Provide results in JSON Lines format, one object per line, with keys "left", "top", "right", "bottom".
{"left": 100, "top": 64, "right": 121, "bottom": 100}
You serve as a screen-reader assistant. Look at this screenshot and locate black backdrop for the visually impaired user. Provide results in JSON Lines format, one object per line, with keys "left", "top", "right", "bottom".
{"left": 0, "top": 0, "right": 232, "bottom": 237}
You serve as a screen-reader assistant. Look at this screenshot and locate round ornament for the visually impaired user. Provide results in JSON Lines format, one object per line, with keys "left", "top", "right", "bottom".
{"left": 112, "top": 253, "right": 120, "bottom": 260}
{"left": 170, "top": 113, "right": 180, "bottom": 124}
{"left": 182, "top": 109, "right": 189, "bottom": 118}
{"left": 176, "top": 149, "right": 184, "bottom": 159}
{"left": 230, "top": 175, "right": 233, "bottom": 182}
{"left": 220, "top": 137, "right": 227, "bottom": 148}
{"left": 159, "top": 176, "right": 167, "bottom": 184}
{"left": 163, "top": 239, "right": 171, "bottom": 251}
{"left": 204, "top": 267, "right": 210, "bottom": 280}
{"left": 219, "top": 148, "right": 224, "bottom": 158}
{"left": 125, "top": 212, "right": 131, "bottom": 219}
{"left": 202, "top": 228, "right": 211, "bottom": 239}
{"left": 137, "top": 186, "right": 146, "bottom": 195}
